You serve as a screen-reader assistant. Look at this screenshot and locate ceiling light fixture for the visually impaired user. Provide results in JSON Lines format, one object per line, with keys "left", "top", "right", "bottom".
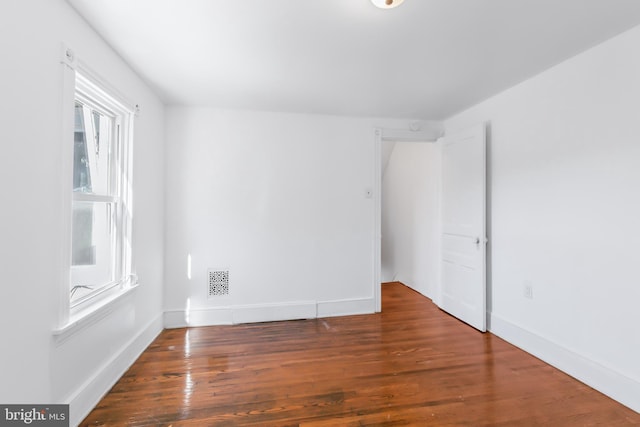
{"left": 371, "top": 0, "right": 405, "bottom": 9}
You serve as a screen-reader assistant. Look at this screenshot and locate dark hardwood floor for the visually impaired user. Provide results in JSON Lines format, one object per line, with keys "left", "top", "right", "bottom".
{"left": 82, "top": 283, "right": 639, "bottom": 426}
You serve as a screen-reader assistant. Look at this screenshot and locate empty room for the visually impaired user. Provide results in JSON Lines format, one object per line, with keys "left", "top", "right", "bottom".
{"left": 1, "top": 0, "right": 639, "bottom": 425}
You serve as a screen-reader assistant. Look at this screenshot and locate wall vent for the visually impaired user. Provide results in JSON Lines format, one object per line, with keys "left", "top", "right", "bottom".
{"left": 208, "top": 269, "right": 229, "bottom": 297}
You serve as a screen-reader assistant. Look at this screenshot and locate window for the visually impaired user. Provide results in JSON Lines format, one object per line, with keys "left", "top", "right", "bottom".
{"left": 69, "top": 71, "right": 135, "bottom": 309}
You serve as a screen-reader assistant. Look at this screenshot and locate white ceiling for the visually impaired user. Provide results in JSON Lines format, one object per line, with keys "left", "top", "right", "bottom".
{"left": 67, "top": 0, "right": 640, "bottom": 120}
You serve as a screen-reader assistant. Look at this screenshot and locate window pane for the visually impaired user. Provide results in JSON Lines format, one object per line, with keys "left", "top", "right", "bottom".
{"left": 73, "top": 102, "right": 113, "bottom": 196}
{"left": 71, "top": 201, "right": 116, "bottom": 304}
{"left": 73, "top": 103, "right": 91, "bottom": 192}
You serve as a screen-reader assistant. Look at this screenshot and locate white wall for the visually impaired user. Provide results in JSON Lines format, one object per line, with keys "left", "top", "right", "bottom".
{"left": 445, "top": 25, "right": 640, "bottom": 412}
{"left": 381, "top": 142, "right": 440, "bottom": 300}
{"left": 164, "top": 108, "right": 419, "bottom": 325}
{"left": 0, "top": 0, "right": 165, "bottom": 424}
{"left": 4, "top": 0, "right": 637, "bottom": 419}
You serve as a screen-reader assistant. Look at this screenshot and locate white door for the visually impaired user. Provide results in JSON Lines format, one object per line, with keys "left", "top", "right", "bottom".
{"left": 438, "top": 124, "right": 487, "bottom": 331}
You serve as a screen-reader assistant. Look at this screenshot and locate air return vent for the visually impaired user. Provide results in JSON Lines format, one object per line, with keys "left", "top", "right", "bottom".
{"left": 208, "top": 269, "right": 229, "bottom": 297}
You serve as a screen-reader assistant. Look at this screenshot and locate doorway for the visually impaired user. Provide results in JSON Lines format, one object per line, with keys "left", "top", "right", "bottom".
{"left": 372, "top": 128, "right": 440, "bottom": 312}
{"left": 380, "top": 140, "right": 441, "bottom": 302}
{"left": 373, "top": 125, "right": 487, "bottom": 331}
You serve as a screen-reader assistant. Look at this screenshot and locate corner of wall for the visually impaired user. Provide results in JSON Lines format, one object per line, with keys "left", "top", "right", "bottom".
{"left": 68, "top": 315, "right": 164, "bottom": 425}
{"left": 489, "top": 313, "right": 640, "bottom": 413}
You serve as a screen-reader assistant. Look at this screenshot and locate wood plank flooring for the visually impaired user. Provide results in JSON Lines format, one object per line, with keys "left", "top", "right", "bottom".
{"left": 81, "top": 283, "right": 640, "bottom": 426}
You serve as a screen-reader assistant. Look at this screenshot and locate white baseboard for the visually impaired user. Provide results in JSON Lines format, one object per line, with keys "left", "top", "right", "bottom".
{"left": 164, "top": 301, "right": 317, "bottom": 328}
{"left": 232, "top": 301, "right": 317, "bottom": 324}
{"left": 68, "top": 314, "right": 163, "bottom": 426}
{"left": 164, "top": 298, "right": 376, "bottom": 328}
{"left": 164, "top": 307, "right": 234, "bottom": 327}
{"left": 317, "top": 297, "right": 375, "bottom": 318}
{"left": 490, "top": 313, "right": 640, "bottom": 413}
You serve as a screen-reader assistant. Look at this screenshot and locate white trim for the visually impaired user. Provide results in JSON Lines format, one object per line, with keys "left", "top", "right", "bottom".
{"left": 232, "top": 301, "right": 317, "bottom": 324}
{"left": 164, "top": 307, "right": 234, "bottom": 328}
{"left": 164, "top": 299, "right": 377, "bottom": 329}
{"left": 490, "top": 312, "right": 640, "bottom": 413}
{"left": 317, "top": 297, "right": 376, "bottom": 318}
{"left": 373, "top": 129, "right": 382, "bottom": 312}
{"left": 381, "top": 128, "right": 441, "bottom": 142}
{"left": 72, "top": 193, "right": 118, "bottom": 203}
{"left": 75, "top": 61, "right": 135, "bottom": 114}
{"left": 53, "top": 284, "right": 139, "bottom": 343}
{"left": 57, "top": 45, "right": 76, "bottom": 329}
{"left": 67, "top": 314, "right": 163, "bottom": 427}
{"left": 164, "top": 301, "right": 316, "bottom": 328}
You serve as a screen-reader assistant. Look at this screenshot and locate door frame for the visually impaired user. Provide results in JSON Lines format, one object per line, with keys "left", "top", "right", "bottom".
{"left": 373, "top": 127, "right": 442, "bottom": 312}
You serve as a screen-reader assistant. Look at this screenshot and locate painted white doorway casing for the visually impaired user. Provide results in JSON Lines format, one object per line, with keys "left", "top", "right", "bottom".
{"left": 373, "top": 128, "right": 441, "bottom": 311}
{"left": 438, "top": 124, "right": 487, "bottom": 331}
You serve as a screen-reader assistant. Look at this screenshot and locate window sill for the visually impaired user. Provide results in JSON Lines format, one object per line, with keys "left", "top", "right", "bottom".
{"left": 53, "top": 283, "right": 139, "bottom": 344}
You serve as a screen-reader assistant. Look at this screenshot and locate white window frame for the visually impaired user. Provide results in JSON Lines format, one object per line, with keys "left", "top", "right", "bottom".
{"left": 55, "top": 45, "right": 137, "bottom": 336}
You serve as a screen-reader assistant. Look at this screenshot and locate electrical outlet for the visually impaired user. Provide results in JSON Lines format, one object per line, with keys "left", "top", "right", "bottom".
{"left": 523, "top": 281, "right": 534, "bottom": 299}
